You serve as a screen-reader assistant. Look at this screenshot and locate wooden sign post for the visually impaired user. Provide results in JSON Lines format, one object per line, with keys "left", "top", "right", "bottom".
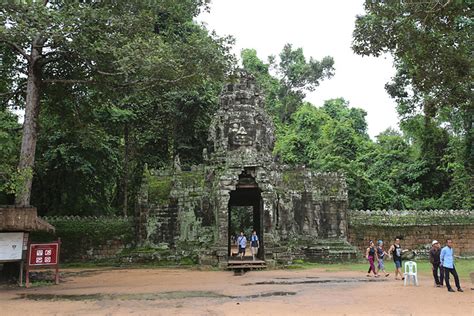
{"left": 26, "top": 239, "right": 61, "bottom": 288}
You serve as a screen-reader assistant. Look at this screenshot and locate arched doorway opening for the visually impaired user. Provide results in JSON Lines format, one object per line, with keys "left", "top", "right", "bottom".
{"left": 228, "top": 171, "right": 263, "bottom": 260}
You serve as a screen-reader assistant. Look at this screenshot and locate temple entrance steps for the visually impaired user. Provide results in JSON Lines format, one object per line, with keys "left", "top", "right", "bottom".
{"left": 227, "top": 258, "right": 266, "bottom": 272}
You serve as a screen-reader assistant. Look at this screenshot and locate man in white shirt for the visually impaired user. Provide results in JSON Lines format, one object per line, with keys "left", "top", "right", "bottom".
{"left": 237, "top": 231, "right": 247, "bottom": 260}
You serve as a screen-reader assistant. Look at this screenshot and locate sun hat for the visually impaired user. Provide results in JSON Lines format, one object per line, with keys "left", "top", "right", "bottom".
{"left": 432, "top": 240, "right": 438, "bottom": 245}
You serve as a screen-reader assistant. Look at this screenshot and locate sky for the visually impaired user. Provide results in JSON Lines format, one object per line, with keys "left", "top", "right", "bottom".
{"left": 197, "top": 0, "right": 399, "bottom": 139}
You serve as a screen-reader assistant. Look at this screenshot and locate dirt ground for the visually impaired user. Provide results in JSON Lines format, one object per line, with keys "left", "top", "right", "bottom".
{"left": 0, "top": 267, "right": 472, "bottom": 316}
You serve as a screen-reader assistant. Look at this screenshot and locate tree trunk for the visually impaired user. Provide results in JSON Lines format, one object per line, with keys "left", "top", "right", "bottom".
{"left": 15, "top": 41, "right": 43, "bottom": 206}
{"left": 122, "top": 123, "right": 129, "bottom": 217}
{"left": 464, "top": 106, "right": 474, "bottom": 205}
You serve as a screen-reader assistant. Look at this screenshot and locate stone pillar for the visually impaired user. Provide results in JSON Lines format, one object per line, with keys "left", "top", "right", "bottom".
{"left": 216, "top": 189, "right": 230, "bottom": 248}
{"left": 135, "top": 174, "right": 149, "bottom": 245}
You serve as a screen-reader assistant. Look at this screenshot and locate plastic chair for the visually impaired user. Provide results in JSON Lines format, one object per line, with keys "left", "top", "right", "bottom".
{"left": 404, "top": 261, "right": 418, "bottom": 286}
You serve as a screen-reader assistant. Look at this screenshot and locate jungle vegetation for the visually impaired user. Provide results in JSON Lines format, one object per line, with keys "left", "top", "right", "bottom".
{"left": 1, "top": 0, "right": 472, "bottom": 214}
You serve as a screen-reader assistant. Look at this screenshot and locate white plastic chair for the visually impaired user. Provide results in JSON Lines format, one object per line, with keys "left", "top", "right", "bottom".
{"left": 404, "top": 261, "right": 418, "bottom": 286}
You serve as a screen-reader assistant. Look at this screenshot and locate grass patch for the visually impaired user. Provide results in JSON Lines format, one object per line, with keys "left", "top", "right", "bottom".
{"left": 60, "top": 261, "right": 123, "bottom": 269}
{"left": 287, "top": 259, "right": 474, "bottom": 279}
{"left": 26, "top": 280, "right": 55, "bottom": 288}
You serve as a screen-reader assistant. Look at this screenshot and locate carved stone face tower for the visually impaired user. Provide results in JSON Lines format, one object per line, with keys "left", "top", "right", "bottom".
{"left": 208, "top": 71, "right": 275, "bottom": 163}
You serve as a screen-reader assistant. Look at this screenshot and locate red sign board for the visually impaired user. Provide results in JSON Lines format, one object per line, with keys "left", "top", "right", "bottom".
{"left": 28, "top": 243, "right": 59, "bottom": 266}
{"left": 26, "top": 240, "right": 61, "bottom": 288}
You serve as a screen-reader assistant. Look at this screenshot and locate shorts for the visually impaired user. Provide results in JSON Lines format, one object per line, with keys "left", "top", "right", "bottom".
{"left": 378, "top": 258, "right": 385, "bottom": 270}
{"left": 394, "top": 259, "right": 402, "bottom": 269}
{"left": 239, "top": 246, "right": 246, "bottom": 254}
{"left": 251, "top": 247, "right": 258, "bottom": 255}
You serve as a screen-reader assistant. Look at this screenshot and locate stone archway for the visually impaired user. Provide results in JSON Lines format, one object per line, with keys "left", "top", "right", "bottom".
{"left": 227, "top": 171, "right": 264, "bottom": 260}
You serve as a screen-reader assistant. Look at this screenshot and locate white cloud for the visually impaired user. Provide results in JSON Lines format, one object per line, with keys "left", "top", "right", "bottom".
{"left": 198, "top": 0, "right": 400, "bottom": 138}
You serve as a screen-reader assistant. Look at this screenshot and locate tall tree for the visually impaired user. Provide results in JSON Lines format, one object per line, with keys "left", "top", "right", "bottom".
{"left": 352, "top": 0, "right": 473, "bottom": 204}
{"left": 0, "top": 0, "right": 231, "bottom": 206}
{"left": 242, "top": 45, "right": 334, "bottom": 124}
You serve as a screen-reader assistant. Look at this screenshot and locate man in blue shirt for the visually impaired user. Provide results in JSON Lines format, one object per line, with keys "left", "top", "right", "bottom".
{"left": 440, "top": 239, "right": 463, "bottom": 292}
{"left": 250, "top": 230, "right": 260, "bottom": 261}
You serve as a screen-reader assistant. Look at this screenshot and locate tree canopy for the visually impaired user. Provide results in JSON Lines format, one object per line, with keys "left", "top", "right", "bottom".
{"left": 0, "top": 0, "right": 233, "bottom": 214}
{"left": 352, "top": 0, "right": 473, "bottom": 206}
{"left": 0, "top": 1, "right": 471, "bottom": 214}
{"left": 242, "top": 46, "right": 472, "bottom": 210}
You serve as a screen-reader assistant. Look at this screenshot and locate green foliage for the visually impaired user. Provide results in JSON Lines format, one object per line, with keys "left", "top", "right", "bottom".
{"left": 30, "top": 216, "right": 134, "bottom": 262}
{"left": 241, "top": 45, "right": 334, "bottom": 124}
{"left": 252, "top": 52, "right": 470, "bottom": 209}
{"left": 0, "top": 110, "right": 21, "bottom": 203}
{"left": 274, "top": 99, "right": 372, "bottom": 209}
{"left": 238, "top": 7, "right": 474, "bottom": 210}
{"left": 352, "top": 0, "right": 472, "bottom": 118}
{"left": 352, "top": 0, "right": 473, "bottom": 208}
{"left": 1, "top": 3, "right": 470, "bottom": 214}
{"left": 147, "top": 174, "right": 172, "bottom": 204}
{"left": 286, "top": 260, "right": 474, "bottom": 279}
{"left": 1, "top": 0, "right": 233, "bottom": 214}
{"left": 349, "top": 210, "right": 474, "bottom": 226}
{"left": 31, "top": 104, "right": 123, "bottom": 215}
{"left": 278, "top": 43, "right": 334, "bottom": 93}
{"left": 229, "top": 206, "right": 254, "bottom": 236}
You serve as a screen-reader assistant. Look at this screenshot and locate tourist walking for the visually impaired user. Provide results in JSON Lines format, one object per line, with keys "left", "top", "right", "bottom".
{"left": 429, "top": 240, "right": 444, "bottom": 287}
{"left": 388, "top": 238, "right": 403, "bottom": 280}
{"left": 366, "top": 240, "right": 378, "bottom": 277}
{"left": 376, "top": 240, "right": 390, "bottom": 277}
{"left": 250, "top": 230, "right": 260, "bottom": 261}
{"left": 237, "top": 231, "right": 247, "bottom": 260}
{"left": 440, "top": 239, "right": 463, "bottom": 292}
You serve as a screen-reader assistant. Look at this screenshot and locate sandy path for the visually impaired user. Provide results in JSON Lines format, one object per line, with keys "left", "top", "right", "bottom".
{"left": 0, "top": 267, "right": 472, "bottom": 315}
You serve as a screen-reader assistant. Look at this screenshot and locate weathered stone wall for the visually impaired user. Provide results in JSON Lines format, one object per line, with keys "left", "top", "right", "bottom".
{"left": 274, "top": 168, "right": 348, "bottom": 239}
{"left": 347, "top": 210, "right": 474, "bottom": 256}
{"left": 138, "top": 165, "right": 354, "bottom": 264}
{"left": 137, "top": 167, "right": 214, "bottom": 245}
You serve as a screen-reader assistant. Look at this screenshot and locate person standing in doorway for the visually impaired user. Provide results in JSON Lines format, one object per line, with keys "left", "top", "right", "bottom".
{"left": 440, "top": 239, "right": 463, "bottom": 292}
{"left": 366, "top": 240, "right": 378, "bottom": 277}
{"left": 388, "top": 238, "right": 403, "bottom": 280}
{"left": 250, "top": 230, "right": 260, "bottom": 261}
{"left": 429, "top": 240, "right": 444, "bottom": 287}
{"left": 237, "top": 231, "right": 247, "bottom": 260}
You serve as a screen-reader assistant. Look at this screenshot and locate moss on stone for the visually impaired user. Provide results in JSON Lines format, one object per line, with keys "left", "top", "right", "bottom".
{"left": 348, "top": 211, "right": 474, "bottom": 226}
{"left": 179, "top": 170, "right": 205, "bottom": 187}
{"left": 147, "top": 175, "right": 172, "bottom": 204}
{"left": 330, "top": 184, "right": 340, "bottom": 195}
{"left": 282, "top": 170, "right": 305, "bottom": 191}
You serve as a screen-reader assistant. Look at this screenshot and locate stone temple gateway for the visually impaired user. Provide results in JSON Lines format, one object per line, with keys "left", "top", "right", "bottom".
{"left": 136, "top": 71, "right": 357, "bottom": 266}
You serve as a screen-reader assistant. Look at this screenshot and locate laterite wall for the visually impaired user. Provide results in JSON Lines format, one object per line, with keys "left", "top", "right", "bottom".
{"left": 347, "top": 210, "right": 474, "bottom": 256}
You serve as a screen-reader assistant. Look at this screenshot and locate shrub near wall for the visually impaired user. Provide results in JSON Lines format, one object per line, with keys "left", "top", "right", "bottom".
{"left": 347, "top": 210, "right": 474, "bottom": 256}
{"left": 30, "top": 216, "right": 134, "bottom": 262}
